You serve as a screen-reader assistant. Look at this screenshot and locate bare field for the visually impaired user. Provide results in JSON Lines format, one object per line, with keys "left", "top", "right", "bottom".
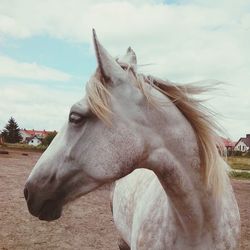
{"left": 0, "top": 150, "right": 249, "bottom": 249}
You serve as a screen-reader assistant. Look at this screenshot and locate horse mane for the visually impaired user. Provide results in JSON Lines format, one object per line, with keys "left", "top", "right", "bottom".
{"left": 142, "top": 76, "right": 227, "bottom": 197}
{"left": 86, "top": 68, "right": 228, "bottom": 197}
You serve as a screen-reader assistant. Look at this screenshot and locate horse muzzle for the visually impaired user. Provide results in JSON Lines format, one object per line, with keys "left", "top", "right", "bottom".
{"left": 24, "top": 182, "right": 63, "bottom": 221}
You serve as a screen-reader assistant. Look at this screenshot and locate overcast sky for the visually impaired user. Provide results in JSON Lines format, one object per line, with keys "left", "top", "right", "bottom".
{"left": 0, "top": 0, "right": 249, "bottom": 141}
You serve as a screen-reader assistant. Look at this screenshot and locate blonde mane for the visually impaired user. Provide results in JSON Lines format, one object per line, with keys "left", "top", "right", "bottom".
{"left": 86, "top": 68, "right": 227, "bottom": 197}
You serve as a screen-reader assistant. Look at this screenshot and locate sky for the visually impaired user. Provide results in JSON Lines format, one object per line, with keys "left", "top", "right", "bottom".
{"left": 0, "top": 0, "right": 249, "bottom": 141}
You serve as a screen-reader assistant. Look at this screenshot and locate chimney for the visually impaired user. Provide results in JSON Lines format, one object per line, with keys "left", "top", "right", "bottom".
{"left": 246, "top": 134, "right": 250, "bottom": 138}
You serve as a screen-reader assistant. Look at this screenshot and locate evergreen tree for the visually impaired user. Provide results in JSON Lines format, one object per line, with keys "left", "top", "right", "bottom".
{"left": 1, "top": 117, "right": 22, "bottom": 143}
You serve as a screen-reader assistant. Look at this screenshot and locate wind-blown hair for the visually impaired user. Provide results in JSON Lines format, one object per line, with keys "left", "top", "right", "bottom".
{"left": 86, "top": 66, "right": 228, "bottom": 197}
{"left": 86, "top": 71, "right": 113, "bottom": 125}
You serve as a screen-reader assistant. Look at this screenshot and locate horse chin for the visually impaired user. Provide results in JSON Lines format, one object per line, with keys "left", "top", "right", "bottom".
{"left": 38, "top": 199, "right": 63, "bottom": 221}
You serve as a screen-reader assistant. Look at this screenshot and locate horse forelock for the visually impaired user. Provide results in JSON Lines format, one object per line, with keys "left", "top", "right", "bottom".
{"left": 86, "top": 70, "right": 113, "bottom": 126}
{"left": 85, "top": 65, "right": 228, "bottom": 198}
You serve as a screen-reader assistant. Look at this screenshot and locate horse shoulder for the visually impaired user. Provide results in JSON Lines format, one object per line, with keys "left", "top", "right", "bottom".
{"left": 130, "top": 177, "right": 176, "bottom": 249}
{"left": 113, "top": 169, "right": 177, "bottom": 249}
{"left": 112, "top": 169, "right": 156, "bottom": 246}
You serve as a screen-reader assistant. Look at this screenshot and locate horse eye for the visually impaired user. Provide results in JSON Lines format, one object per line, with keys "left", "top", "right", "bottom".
{"left": 69, "top": 112, "right": 84, "bottom": 124}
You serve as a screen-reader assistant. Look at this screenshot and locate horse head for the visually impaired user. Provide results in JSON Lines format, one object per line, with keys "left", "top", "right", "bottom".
{"left": 24, "top": 30, "right": 148, "bottom": 221}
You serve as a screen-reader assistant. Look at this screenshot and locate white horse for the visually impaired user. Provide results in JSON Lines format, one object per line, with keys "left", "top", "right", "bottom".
{"left": 24, "top": 30, "right": 240, "bottom": 250}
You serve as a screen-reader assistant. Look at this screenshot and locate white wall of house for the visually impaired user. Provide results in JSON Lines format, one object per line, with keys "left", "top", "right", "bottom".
{"left": 28, "top": 137, "right": 42, "bottom": 147}
{"left": 234, "top": 141, "right": 249, "bottom": 152}
{"left": 20, "top": 130, "right": 31, "bottom": 142}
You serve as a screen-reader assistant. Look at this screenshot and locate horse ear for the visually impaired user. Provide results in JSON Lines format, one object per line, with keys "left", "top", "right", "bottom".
{"left": 92, "top": 29, "right": 126, "bottom": 83}
{"left": 118, "top": 47, "right": 137, "bottom": 68}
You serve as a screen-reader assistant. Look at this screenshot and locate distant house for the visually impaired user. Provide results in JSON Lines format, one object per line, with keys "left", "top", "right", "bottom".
{"left": 20, "top": 130, "right": 32, "bottom": 143}
{"left": 220, "top": 137, "right": 235, "bottom": 156}
{"left": 234, "top": 134, "right": 250, "bottom": 152}
{"left": 27, "top": 136, "right": 42, "bottom": 146}
{"left": 20, "top": 129, "right": 55, "bottom": 145}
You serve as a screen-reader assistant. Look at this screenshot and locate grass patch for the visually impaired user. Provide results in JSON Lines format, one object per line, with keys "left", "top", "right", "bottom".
{"left": 226, "top": 157, "right": 250, "bottom": 171}
{"left": 0, "top": 143, "right": 47, "bottom": 152}
{"left": 230, "top": 170, "right": 250, "bottom": 179}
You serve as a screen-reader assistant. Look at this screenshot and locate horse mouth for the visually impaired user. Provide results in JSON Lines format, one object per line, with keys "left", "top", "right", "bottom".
{"left": 38, "top": 199, "right": 63, "bottom": 221}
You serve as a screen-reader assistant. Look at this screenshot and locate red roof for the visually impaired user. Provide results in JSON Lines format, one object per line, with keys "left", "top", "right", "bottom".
{"left": 21, "top": 129, "right": 54, "bottom": 137}
{"left": 221, "top": 137, "right": 235, "bottom": 147}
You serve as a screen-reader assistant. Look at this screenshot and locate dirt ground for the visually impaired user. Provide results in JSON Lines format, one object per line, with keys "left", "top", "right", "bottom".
{"left": 0, "top": 149, "right": 249, "bottom": 250}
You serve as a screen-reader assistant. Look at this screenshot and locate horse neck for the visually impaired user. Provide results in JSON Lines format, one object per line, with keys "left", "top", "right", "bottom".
{"left": 139, "top": 90, "right": 218, "bottom": 240}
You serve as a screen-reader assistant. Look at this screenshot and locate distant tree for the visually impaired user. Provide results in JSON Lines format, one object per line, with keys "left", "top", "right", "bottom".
{"left": 0, "top": 130, "right": 3, "bottom": 145}
{"left": 43, "top": 131, "right": 57, "bottom": 146}
{"left": 1, "top": 117, "right": 22, "bottom": 143}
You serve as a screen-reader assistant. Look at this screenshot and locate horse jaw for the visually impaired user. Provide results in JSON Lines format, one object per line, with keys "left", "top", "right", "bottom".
{"left": 24, "top": 123, "right": 103, "bottom": 221}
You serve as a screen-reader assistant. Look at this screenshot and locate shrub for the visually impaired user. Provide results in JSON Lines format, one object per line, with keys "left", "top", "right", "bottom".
{"left": 36, "top": 144, "right": 48, "bottom": 151}
{"left": 232, "top": 151, "right": 242, "bottom": 157}
{"left": 243, "top": 151, "right": 250, "bottom": 158}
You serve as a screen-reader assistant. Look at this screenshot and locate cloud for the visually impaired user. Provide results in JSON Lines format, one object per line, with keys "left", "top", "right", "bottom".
{"left": 0, "top": 83, "right": 84, "bottom": 131}
{"left": 0, "top": 0, "right": 249, "bottom": 140}
{"left": 1, "top": 0, "right": 248, "bottom": 80}
{"left": 0, "top": 55, "right": 72, "bottom": 81}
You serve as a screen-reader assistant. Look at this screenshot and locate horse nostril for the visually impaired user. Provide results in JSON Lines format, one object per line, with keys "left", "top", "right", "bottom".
{"left": 24, "top": 187, "right": 29, "bottom": 201}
